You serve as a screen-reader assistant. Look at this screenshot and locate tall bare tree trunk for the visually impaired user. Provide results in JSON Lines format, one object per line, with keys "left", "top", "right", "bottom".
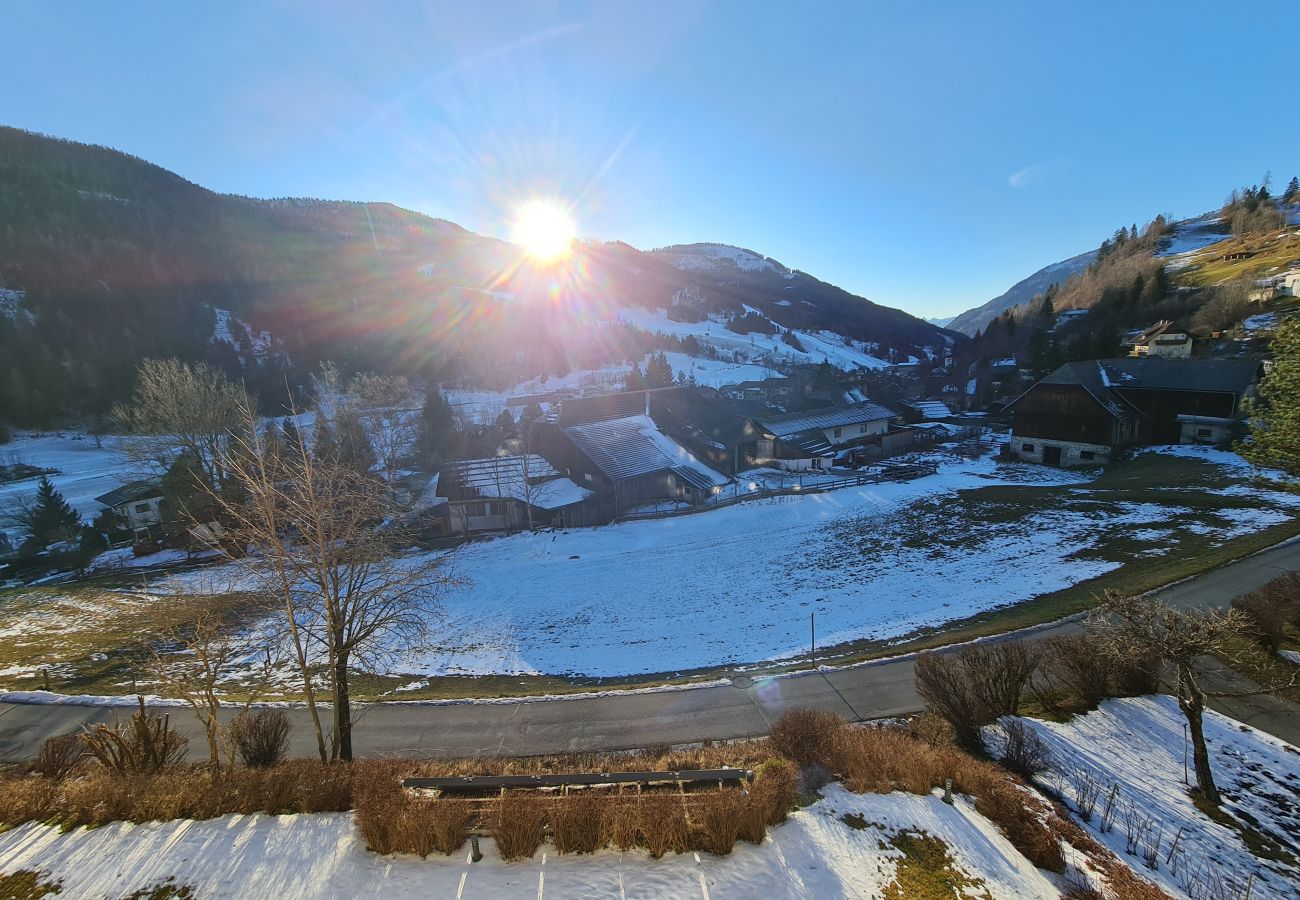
{"left": 335, "top": 650, "right": 353, "bottom": 762}
{"left": 1178, "top": 663, "right": 1219, "bottom": 805}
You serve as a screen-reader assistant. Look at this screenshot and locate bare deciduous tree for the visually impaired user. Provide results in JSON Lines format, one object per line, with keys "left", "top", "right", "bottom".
{"left": 146, "top": 587, "right": 278, "bottom": 768}
{"left": 112, "top": 358, "right": 252, "bottom": 491}
{"left": 209, "top": 404, "right": 454, "bottom": 762}
{"left": 1086, "top": 591, "right": 1298, "bottom": 805}
{"left": 350, "top": 373, "right": 419, "bottom": 484}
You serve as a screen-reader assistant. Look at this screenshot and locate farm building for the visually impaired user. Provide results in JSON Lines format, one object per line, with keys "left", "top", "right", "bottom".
{"left": 753, "top": 402, "right": 899, "bottom": 470}
{"left": 437, "top": 455, "right": 596, "bottom": 534}
{"left": 1006, "top": 357, "right": 1263, "bottom": 466}
{"left": 538, "top": 401, "right": 730, "bottom": 516}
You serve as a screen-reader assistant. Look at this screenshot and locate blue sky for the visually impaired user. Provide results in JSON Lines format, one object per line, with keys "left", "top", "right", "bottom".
{"left": 3, "top": 1, "right": 1297, "bottom": 318}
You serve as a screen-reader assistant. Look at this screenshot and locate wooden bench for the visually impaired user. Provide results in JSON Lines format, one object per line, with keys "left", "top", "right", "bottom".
{"left": 402, "top": 768, "right": 753, "bottom": 796}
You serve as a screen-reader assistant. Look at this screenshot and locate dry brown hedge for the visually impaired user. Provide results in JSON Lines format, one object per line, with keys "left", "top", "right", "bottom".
{"left": 485, "top": 793, "right": 547, "bottom": 860}
{"left": 768, "top": 708, "right": 843, "bottom": 767}
{"left": 549, "top": 793, "right": 606, "bottom": 854}
{"left": 637, "top": 793, "right": 689, "bottom": 859}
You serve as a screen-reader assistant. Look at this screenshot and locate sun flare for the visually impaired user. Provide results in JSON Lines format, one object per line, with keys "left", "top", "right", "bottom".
{"left": 512, "top": 200, "right": 576, "bottom": 261}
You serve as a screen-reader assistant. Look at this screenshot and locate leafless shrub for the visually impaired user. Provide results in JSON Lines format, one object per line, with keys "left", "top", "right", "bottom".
{"left": 1071, "top": 767, "right": 1102, "bottom": 821}
{"left": 1124, "top": 799, "right": 1153, "bottom": 856}
{"left": 550, "top": 793, "right": 606, "bottom": 854}
{"left": 751, "top": 759, "right": 798, "bottom": 826}
{"left": 1042, "top": 633, "right": 1115, "bottom": 708}
{"left": 80, "top": 698, "right": 188, "bottom": 775}
{"left": 1099, "top": 783, "right": 1120, "bottom": 834}
{"left": 1232, "top": 575, "right": 1300, "bottom": 651}
{"left": 603, "top": 799, "right": 639, "bottom": 850}
{"left": 0, "top": 775, "right": 60, "bottom": 825}
{"left": 692, "top": 790, "right": 746, "bottom": 855}
{"left": 971, "top": 780, "right": 1066, "bottom": 873}
{"left": 486, "top": 793, "right": 546, "bottom": 860}
{"left": 768, "top": 708, "right": 843, "bottom": 767}
{"left": 1113, "top": 651, "right": 1162, "bottom": 696}
{"left": 637, "top": 793, "right": 688, "bottom": 859}
{"left": 1142, "top": 821, "right": 1164, "bottom": 870}
{"left": 999, "top": 720, "right": 1053, "bottom": 779}
{"left": 915, "top": 641, "right": 1041, "bottom": 752}
{"left": 232, "top": 710, "right": 291, "bottom": 768}
{"left": 34, "top": 733, "right": 85, "bottom": 780}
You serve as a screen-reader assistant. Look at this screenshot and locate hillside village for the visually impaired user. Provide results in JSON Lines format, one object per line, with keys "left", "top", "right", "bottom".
{"left": 3, "top": 123, "right": 1300, "bottom": 898}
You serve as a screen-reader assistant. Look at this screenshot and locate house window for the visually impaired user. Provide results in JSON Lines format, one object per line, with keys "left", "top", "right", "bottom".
{"left": 860, "top": 424, "right": 868, "bottom": 433}
{"left": 833, "top": 427, "right": 842, "bottom": 438}
{"left": 1197, "top": 428, "right": 1212, "bottom": 438}
{"left": 1080, "top": 450, "right": 1095, "bottom": 460}
{"left": 133, "top": 502, "right": 152, "bottom": 514}
{"left": 584, "top": 473, "right": 594, "bottom": 483}
{"left": 1022, "top": 443, "right": 1035, "bottom": 453}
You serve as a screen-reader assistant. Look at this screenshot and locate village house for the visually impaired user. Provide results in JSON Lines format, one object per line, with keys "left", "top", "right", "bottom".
{"left": 1128, "top": 321, "right": 1192, "bottom": 359}
{"left": 94, "top": 481, "right": 165, "bottom": 544}
{"left": 1006, "top": 357, "right": 1263, "bottom": 466}
{"left": 753, "top": 402, "right": 898, "bottom": 470}
{"left": 645, "top": 388, "right": 763, "bottom": 477}
{"left": 437, "top": 454, "right": 596, "bottom": 535}
{"left": 535, "top": 392, "right": 731, "bottom": 517}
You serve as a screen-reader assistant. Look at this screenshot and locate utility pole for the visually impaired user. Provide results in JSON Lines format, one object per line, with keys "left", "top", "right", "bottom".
{"left": 810, "top": 612, "right": 816, "bottom": 668}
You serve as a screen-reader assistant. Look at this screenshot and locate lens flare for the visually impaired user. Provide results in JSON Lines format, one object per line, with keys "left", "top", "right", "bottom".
{"left": 511, "top": 200, "right": 576, "bottom": 261}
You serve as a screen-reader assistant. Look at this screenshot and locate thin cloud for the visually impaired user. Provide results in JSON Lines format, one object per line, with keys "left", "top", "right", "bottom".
{"left": 1008, "top": 162, "right": 1052, "bottom": 188}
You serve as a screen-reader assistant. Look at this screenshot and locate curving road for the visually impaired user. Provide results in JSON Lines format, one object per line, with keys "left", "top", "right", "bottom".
{"left": 3, "top": 539, "right": 1299, "bottom": 762}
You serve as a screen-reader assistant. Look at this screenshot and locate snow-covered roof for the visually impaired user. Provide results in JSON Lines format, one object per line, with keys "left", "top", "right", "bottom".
{"left": 443, "top": 455, "right": 593, "bottom": 510}
{"left": 562, "top": 415, "right": 728, "bottom": 486}
{"left": 908, "top": 401, "right": 952, "bottom": 420}
{"left": 757, "top": 403, "right": 897, "bottom": 437}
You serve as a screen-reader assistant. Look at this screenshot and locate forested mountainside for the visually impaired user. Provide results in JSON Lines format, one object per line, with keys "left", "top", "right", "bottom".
{"left": 0, "top": 126, "right": 949, "bottom": 427}
{"left": 947, "top": 250, "right": 1097, "bottom": 337}
{"left": 949, "top": 176, "right": 1300, "bottom": 384}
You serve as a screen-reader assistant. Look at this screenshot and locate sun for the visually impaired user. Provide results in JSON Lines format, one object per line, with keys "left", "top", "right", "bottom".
{"left": 512, "top": 200, "right": 576, "bottom": 261}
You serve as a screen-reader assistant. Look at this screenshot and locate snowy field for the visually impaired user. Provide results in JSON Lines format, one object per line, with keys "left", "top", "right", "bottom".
{"left": 2, "top": 445, "right": 1296, "bottom": 690}
{"left": 1003, "top": 696, "right": 1300, "bottom": 899}
{"left": 0, "top": 784, "right": 1064, "bottom": 899}
{"left": 617, "top": 306, "right": 896, "bottom": 371}
{"left": 0, "top": 433, "right": 136, "bottom": 546}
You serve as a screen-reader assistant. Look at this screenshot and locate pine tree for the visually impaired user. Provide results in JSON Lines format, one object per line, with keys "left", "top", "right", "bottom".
{"left": 1243, "top": 319, "right": 1300, "bottom": 475}
{"left": 625, "top": 363, "right": 646, "bottom": 391}
{"left": 334, "top": 407, "right": 377, "bottom": 475}
{"left": 415, "top": 390, "right": 456, "bottom": 467}
{"left": 313, "top": 413, "right": 339, "bottom": 462}
{"left": 1285, "top": 176, "right": 1300, "bottom": 204}
{"left": 495, "top": 408, "right": 516, "bottom": 431}
{"left": 24, "top": 475, "right": 80, "bottom": 548}
{"left": 645, "top": 352, "right": 674, "bottom": 388}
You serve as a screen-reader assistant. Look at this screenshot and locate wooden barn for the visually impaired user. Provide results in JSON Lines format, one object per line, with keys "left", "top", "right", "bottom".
{"left": 1007, "top": 358, "right": 1262, "bottom": 466}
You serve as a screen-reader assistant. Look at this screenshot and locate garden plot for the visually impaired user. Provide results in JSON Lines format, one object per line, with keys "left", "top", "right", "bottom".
{"left": 1004, "top": 696, "right": 1300, "bottom": 899}
{"left": 0, "top": 784, "right": 1063, "bottom": 899}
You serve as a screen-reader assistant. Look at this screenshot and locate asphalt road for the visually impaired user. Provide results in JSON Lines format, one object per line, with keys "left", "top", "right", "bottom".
{"left": 4, "top": 538, "right": 1299, "bottom": 762}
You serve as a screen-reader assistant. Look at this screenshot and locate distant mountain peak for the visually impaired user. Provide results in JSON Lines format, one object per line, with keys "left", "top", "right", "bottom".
{"left": 653, "top": 243, "right": 789, "bottom": 275}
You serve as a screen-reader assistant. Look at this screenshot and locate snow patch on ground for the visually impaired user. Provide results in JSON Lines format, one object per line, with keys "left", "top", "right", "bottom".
{"left": 1003, "top": 696, "right": 1300, "bottom": 898}
{"left": 0, "top": 433, "right": 135, "bottom": 545}
{"left": 0, "top": 784, "right": 1062, "bottom": 899}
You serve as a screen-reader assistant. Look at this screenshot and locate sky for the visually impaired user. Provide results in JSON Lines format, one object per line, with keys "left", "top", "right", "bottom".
{"left": 3, "top": 1, "right": 1298, "bottom": 319}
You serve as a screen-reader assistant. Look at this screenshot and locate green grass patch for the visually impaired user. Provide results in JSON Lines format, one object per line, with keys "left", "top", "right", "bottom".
{"left": 884, "top": 829, "right": 992, "bottom": 900}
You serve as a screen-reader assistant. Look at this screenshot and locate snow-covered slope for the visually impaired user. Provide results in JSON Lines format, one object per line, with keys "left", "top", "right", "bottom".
{"left": 1002, "top": 696, "right": 1300, "bottom": 899}
{"left": 655, "top": 242, "right": 788, "bottom": 275}
{"left": 0, "top": 784, "right": 1064, "bottom": 899}
{"left": 618, "top": 306, "right": 895, "bottom": 371}
{"left": 948, "top": 249, "right": 1096, "bottom": 337}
